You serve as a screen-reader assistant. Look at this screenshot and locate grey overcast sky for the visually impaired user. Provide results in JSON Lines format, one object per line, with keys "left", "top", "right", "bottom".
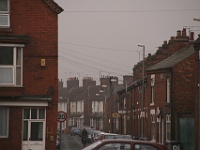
{"left": 56, "top": 0, "right": 200, "bottom": 86}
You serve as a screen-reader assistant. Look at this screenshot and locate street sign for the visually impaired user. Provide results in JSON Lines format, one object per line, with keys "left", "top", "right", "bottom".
{"left": 112, "top": 113, "right": 120, "bottom": 118}
{"left": 57, "top": 111, "right": 67, "bottom": 122}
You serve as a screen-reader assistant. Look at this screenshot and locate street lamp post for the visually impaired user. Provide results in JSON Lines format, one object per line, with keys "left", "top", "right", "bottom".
{"left": 138, "top": 44, "right": 145, "bottom": 138}
{"left": 109, "top": 76, "right": 117, "bottom": 133}
{"left": 100, "top": 85, "right": 107, "bottom": 132}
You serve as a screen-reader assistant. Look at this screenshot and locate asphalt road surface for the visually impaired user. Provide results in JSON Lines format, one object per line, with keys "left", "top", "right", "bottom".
{"left": 60, "top": 134, "right": 84, "bottom": 150}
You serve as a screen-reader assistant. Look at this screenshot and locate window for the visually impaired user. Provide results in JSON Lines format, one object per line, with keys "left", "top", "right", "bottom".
{"left": 0, "top": 107, "right": 9, "bottom": 137}
{"left": 0, "top": 0, "right": 10, "bottom": 27}
{"left": 116, "top": 118, "right": 119, "bottom": 130}
{"left": 166, "top": 114, "right": 171, "bottom": 142}
{"left": 150, "top": 74, "right": 155, "bottom": 105}
{"left": 92, "top": 101, "right": 99, "bottom": 113}
{"left": 151, "top": 74, "right": 155, "bottom": 105}
{"left": 98, "top": 143, "right": 131, "bottom": 150}
{"left": 134, "top": 144, "right": 158, "bottom": 150}
{"left": 0, "top": 45, "right": 23, "bottom": 86}
{"left": 70, "top": 102, "right": 76, "bottom": 113}
{"left": 77, "top": 101, "right": 82, "bottom": 113}
{"left": 166, "top": 78, "right": 171, "bottom": 103}
{"left": 99, "top": 118, "right": 103, "bottom": 130}
{"left": 151, "top": 114, "right": 156, "bottom": 140}
{"left": 23, "top": 108, "right": 45, "bottom": 141}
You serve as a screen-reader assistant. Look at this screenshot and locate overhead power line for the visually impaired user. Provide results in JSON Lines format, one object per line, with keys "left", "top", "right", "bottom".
{"left": 59, "top": 41, "right": 134, "bottom": 52}
{"left": 59, "top": 46, "right": 133, "bottom": 68}
{"left": 62, "top": 8, "right": 200, "bottom": 13}
{"left": 59, "top": 56, "right": 131, "bottom": 77}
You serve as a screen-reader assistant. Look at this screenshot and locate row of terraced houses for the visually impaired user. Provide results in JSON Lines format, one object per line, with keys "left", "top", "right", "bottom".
{"left": 58, "top": 29, "right": 200, "bottom": 150}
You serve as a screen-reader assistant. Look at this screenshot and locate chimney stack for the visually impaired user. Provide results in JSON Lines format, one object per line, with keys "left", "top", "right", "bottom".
{"left": 182, "top": 28, "right": 187, "bottom": 37}
{"left": 67, "top": 77, "right": 79, "bottom": 89}
{"left": 82, "top": 77, "right": 96, "bottom": 88}
{"left": 190, "top": 32, "right": 194, "bottom": 41}
{"left": 177, "top": 30, "right": 181, "bottom": 37}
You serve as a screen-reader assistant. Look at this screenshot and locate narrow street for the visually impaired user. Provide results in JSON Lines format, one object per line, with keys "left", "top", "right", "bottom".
{"left": 60, "top": 134, "right": 83, "bottom": 150}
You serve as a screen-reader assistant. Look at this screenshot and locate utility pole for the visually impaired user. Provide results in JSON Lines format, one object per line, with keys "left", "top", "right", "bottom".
{"left": 109, "top": 76, "right": 113, "bottom": 133}
{"left": 138, "top": 44, "right": 145, "bottom": 138}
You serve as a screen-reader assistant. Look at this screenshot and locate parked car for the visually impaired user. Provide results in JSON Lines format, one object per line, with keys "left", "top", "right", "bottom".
{"left": 98, "top": 133, "right": 117, "bottom": 140}
{"left": 70, "top": 127, "right": 82, "bottom": 136}
{"left": 82, "top": 139, "right": 168, "bottom": 150}
{"left": 114, "top": 134, "right": 133, "bottom": 140}
{"left": 87, "top": 130, "right": 95, "bottom": 143}
{"left": 93, "top": 130, "right": 104, "bottom": 140}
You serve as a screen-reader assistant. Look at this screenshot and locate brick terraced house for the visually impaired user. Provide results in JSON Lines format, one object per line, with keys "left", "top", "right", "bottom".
{"left": 117, "top": 29, "right": 199, "bottom": 149}
{"left": 0, "top": 0, "right": 63, "bottom": 150}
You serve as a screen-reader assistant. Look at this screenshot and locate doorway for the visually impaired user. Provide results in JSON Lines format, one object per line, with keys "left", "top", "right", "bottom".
{"left": 178, "top": 117, "right": 194, "bottom": 150}
{"left": 22, "top": 108, "right": 46, "bottom": 150}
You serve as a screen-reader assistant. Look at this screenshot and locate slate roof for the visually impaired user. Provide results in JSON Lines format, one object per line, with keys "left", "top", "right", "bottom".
{"left": 59, "top": 85, "right": 103, "bottom": 102}
{"left": 147, "top": 45, "right": 195, "bottom": 71}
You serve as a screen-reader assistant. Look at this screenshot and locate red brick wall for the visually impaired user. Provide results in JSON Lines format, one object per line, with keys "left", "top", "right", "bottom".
{"left": 0, "top": 107, "right": 22, "bottom": 150}
{"left": 0, "top": 0, "right": 59, "bottom": 149}
{"left": 171, "top": 53, "right": 198, "bottom": 145}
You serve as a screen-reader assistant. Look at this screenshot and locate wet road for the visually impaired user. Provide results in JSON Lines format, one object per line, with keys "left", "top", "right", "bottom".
{"left": 60, "top": 134, "right": 83, "bottom": 150}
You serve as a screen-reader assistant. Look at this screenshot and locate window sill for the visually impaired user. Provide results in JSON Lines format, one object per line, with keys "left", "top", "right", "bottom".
{"left": 0, "top": 86, "right": 24, "bottom": 97}
{"left": 0, "top": 27, "right": 12, "bottom": 33}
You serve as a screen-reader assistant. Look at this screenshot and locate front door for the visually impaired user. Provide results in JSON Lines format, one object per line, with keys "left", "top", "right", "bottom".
{"left": 22, "top": 108, "right": 46, "bottom": 150}
{"left": 178, "top": 117, "right": 194, "bottom": 150}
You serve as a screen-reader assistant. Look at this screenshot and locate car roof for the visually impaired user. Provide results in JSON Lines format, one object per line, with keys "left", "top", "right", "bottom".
{"left": 101, "top": 133, "right": 117, "bottom": 135}
{"left": 82, "top": 139, "right": 167, "bottom": 150}
{"left": 101, "top": 139, "right": 167, "bottom": 148}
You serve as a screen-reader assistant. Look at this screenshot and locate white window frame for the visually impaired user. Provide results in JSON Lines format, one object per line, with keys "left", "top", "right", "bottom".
{"left": 70, "top": 102, "right": 76, "bottom": 113}
{"left": 92, "top": 101, "right": 95, "bottom": 113}
{"left": 150, "top": 74, "right": 155, "bottom": 106}
{"left": 0, "top": 0, "right": 10, "bottom": 27}
{"left": 0, "top": 44, "right": 24, "bottom": 86}
{"left": 77, "top": 101, "right": 81, "bottom": 113}
{"left": 99, "top": 118, "right": 103, "bottom": 130}
{"left": 151, "top": 114, "right": 156, "bottom": 141}
{"left": 166, "top": 114, "right": 171, "bottom": 142}
{"left": 166, "top": 78, "right": 171, "bottom": 104}
{"left": 0, "top": 107, "right": 9, "bottom": 138}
